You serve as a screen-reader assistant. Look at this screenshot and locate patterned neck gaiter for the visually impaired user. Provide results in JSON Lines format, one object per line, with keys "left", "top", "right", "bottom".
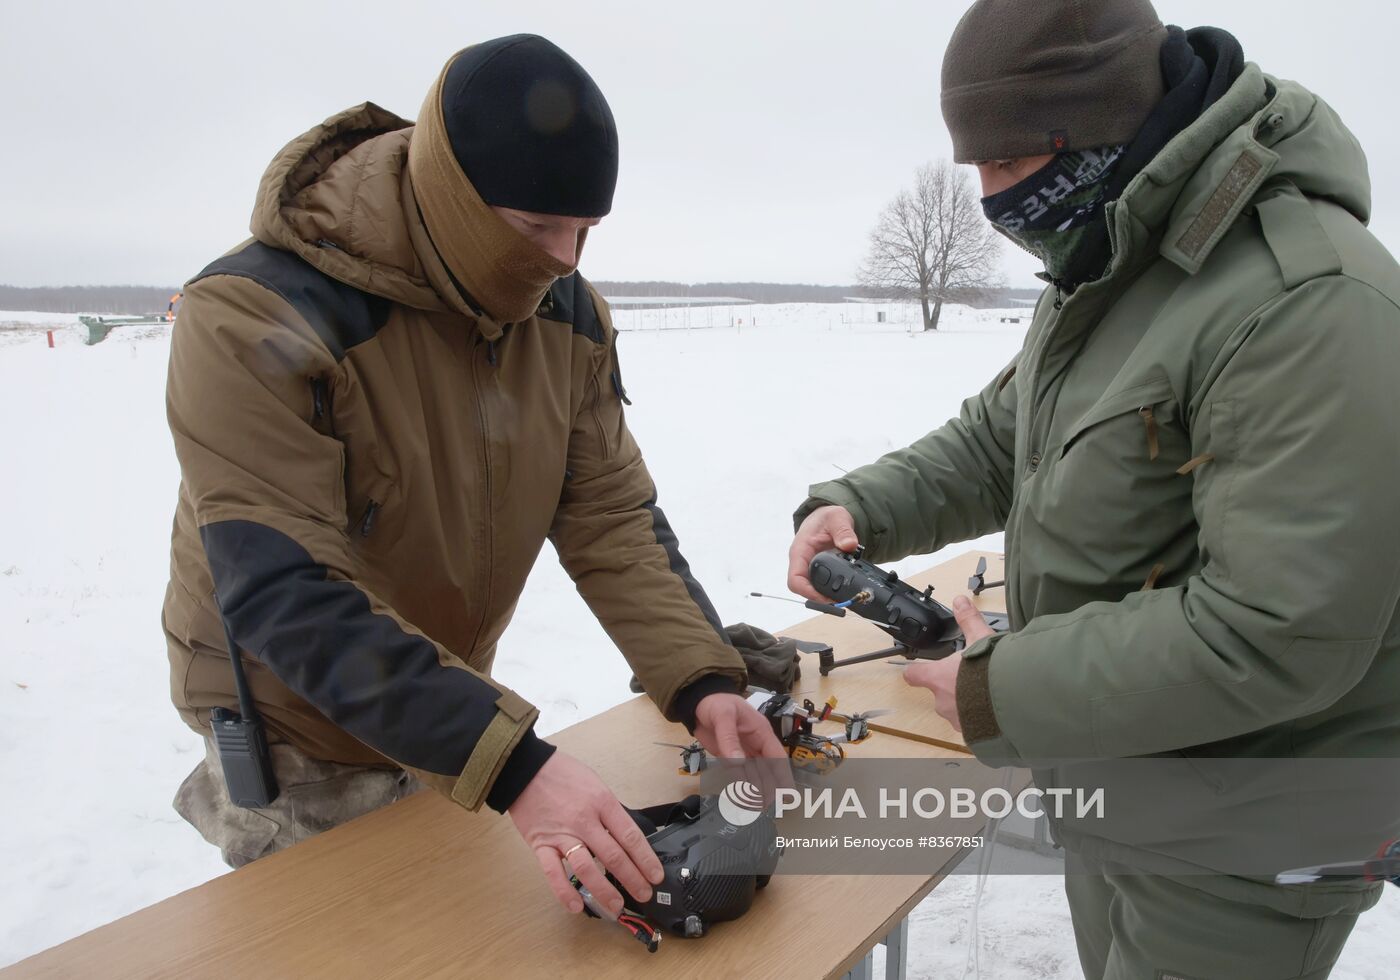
{"left": 981, "top": 146, "right": 1126, "bottom": 285}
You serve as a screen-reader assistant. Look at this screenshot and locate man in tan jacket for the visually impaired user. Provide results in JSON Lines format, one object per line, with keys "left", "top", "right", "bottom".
{"left": 164, "top": 34, "right": 784, "bottom": 918}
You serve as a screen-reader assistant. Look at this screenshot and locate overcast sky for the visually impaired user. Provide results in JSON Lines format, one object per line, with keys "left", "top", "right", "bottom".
{"left": 2, "top": 0, "right": 1397, "bottom": 290}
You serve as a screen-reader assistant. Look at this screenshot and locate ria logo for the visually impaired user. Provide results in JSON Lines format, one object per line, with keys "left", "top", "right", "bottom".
{"left": 718, "top": 780, "right": 766, "bottom": 827}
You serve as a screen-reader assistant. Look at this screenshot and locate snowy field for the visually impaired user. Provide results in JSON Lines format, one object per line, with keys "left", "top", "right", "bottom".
{"left": 1, "top": 302, "right": 1394, "bottom": 977}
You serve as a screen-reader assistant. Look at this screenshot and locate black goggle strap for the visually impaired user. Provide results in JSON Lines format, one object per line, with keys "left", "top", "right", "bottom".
{"left": 627, "top": 794, "right": 706, "bottom": 836}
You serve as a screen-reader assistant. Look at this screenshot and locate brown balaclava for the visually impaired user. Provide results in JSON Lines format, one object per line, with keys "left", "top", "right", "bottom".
{"left": 407, "top": 36, "right": 619, "bottom": 324}
{"left": 940, "top": 0, "right": 1167, "bottom": 163}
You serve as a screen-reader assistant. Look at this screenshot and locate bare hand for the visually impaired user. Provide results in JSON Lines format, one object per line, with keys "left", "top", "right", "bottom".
{"left": 693, "top": 693, "right": 795, "bottom": 797}
{"left": 693, "top": 693, "right": 789, "bottom": 760}
{"left": 787, "top": 505, "right": 860, "bottom": 601}
{"left": 903, "top": 596, "right": 993, "bottom": 732}
{"left": 507, "top": 751, "right": 663, "bottom": 918}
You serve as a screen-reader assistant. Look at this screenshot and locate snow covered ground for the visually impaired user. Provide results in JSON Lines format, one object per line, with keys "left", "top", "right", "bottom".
{"left": 0, "top": 302, "right": 1394, "bottom": 976}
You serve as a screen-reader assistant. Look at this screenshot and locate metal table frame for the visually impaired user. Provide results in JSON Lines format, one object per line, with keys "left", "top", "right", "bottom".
{"left": 842, "top": 917, "right": 909, "bottom": 980}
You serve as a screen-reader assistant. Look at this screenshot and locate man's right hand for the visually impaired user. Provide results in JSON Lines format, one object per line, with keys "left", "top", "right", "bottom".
{"left": 787, "top": 504, "right": 861, "bottom": 601}
{"left": 507, "top": 750, "right": 663, "bottom": 918}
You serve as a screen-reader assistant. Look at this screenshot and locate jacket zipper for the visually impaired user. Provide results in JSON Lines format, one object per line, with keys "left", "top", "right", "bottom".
{"left": 465, "top": 335, "right": 496, "bottom": 657}
{"left": 310, "top": 375, "right": 338, "bottom": 432}
{"left": 1004, "top": 277, "right": 1073, "bottom": 631}
{"left": 588, "top": 372, "right": 610, "bottom": 453}
{"left": 1006, "top": 203, "right": 1132, "bottom": 632}
{"left": 610, "top": 340, "right": 631, "bottom": 405}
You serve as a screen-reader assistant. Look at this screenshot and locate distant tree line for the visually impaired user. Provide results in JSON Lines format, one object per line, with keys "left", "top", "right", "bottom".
{"left": 3, "top": 281, "right": 1042, "bottom": 316}
{"left": 592, "top": 281, "right": 861, "bottom": 303}
{"left": 594, "top": 280, "right": 1039, "bottom": 308}
{"left": 0, "top": 285, "right": 179, "bottom": 315}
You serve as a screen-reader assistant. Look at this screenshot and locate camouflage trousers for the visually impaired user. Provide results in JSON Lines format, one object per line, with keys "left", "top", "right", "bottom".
{"left": 174, "top": 736, "right": 422, "bottom": 868}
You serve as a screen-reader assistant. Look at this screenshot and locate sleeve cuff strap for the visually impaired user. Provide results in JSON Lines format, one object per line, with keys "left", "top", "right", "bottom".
{"left": 451, "top": 689, "right": 542, "bottom": 812}
{"left": 956, "top": 644, "right": 1002, "bottom": 745}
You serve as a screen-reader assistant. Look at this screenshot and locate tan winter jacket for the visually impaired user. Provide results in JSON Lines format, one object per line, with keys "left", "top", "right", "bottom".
{"left": 162, "top": 101, "right": 745, "bottom": 813}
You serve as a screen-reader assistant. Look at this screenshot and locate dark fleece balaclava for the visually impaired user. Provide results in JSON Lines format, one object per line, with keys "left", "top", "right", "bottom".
{"left": 407, "top": 35, "right": 619, "bottom": 324}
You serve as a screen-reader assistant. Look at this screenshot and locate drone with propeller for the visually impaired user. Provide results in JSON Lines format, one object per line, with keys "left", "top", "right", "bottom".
{"left": 657, "top": 693, "right": 893, "bottom": 778}
{"left": 747, "top": 689, "right": 893, "bottom": 775}
{"left": 800, "top": 548, "right": 1010, "bottom": 674}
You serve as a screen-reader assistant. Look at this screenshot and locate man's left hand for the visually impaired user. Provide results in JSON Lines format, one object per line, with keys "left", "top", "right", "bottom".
{"left": 693, "top": 693, "right": 789, "bottom": 760}
{"left": 903, "top": 595, "right": 993, "bottom": 732}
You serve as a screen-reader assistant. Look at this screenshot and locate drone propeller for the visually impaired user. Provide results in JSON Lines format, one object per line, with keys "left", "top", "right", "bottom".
{"left": 968, "top": 555, "right": 1005, "bottom": 595}
{"left": 829, "top": 708, "right": 895, "bottom": 722}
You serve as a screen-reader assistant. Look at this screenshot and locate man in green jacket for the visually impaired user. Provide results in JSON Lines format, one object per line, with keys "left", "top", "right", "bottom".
{"left": 789, "top": 1, "right": 1400, "bottom": 976}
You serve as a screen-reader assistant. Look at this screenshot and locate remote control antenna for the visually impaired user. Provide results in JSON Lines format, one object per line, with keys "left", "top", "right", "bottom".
{"left": 749, "top": 591, "right": 849, "bottom": 618}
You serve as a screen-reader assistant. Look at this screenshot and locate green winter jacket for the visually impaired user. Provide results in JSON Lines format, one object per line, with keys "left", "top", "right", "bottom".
{"left": 799, "top": 65, "right": 1400, "bottom": 914}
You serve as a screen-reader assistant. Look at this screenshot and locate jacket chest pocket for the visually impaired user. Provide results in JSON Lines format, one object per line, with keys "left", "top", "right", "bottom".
{"left": 310, "top": 373, "right": 401, "bottom": 544}
{"left": 1056, "top": 377, "right": 1182, "bottom": 465}
{"left": 344, "top": 456, "right": 395, "bottom": 542}
{"left": 1032, "top": 378, "right": 1198, "bottom": 585}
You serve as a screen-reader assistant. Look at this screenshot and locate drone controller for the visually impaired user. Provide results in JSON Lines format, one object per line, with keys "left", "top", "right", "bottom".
{"left": 810, "top": 549, "right": 963, "bottom": 652}
{"left": 807, "top": 549, "right": 982, "bottom": 675}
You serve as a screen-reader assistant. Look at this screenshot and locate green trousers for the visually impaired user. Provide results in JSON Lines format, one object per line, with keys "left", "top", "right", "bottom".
{"left": 1064, "top": 853, "right": 1366, "bottom": 980}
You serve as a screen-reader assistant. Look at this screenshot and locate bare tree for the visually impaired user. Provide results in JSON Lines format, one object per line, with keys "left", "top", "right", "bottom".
{"left": 858, "top": 161, "right": 1002, "bottom": 331}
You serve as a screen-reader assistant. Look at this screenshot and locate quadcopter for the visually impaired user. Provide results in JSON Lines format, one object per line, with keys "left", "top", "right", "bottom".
{"left": 657, "top": 692, "right": 890, "bottom": 778}
{"left": 746, "top": 689, "right": 893, "bottom": 775}
{"left": 804, "top": 548, "right": 1009, "bottom": 674}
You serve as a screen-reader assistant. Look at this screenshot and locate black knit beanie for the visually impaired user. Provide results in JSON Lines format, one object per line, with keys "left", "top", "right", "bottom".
{"left": 941, "top": 0, "right": 1167, "bottom": 163}
{"left": 441, "top": 34, "right": 619, "bottom": 217}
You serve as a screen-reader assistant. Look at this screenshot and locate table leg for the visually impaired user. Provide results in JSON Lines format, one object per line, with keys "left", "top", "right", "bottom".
{"left": 842, "top": 950, "right": 874, "bottom": 980}
{"left": 882, "top": 917, "right": 908, "bottom": 980}
{"left": 842, "top": 915, "right": 907, "bottom": 980}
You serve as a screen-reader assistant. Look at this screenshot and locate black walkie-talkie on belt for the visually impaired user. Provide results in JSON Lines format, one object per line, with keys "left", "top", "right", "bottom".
{"left": 212, "top": 615, "right": 280, "bottom": 808}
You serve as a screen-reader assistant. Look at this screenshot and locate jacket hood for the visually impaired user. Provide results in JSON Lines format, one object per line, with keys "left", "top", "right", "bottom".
{"left": 1112, "top": 63, "right": 1371, "bottom": 274}
{"left": 249, "top": 102, "right": 452, "bottom": 313}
